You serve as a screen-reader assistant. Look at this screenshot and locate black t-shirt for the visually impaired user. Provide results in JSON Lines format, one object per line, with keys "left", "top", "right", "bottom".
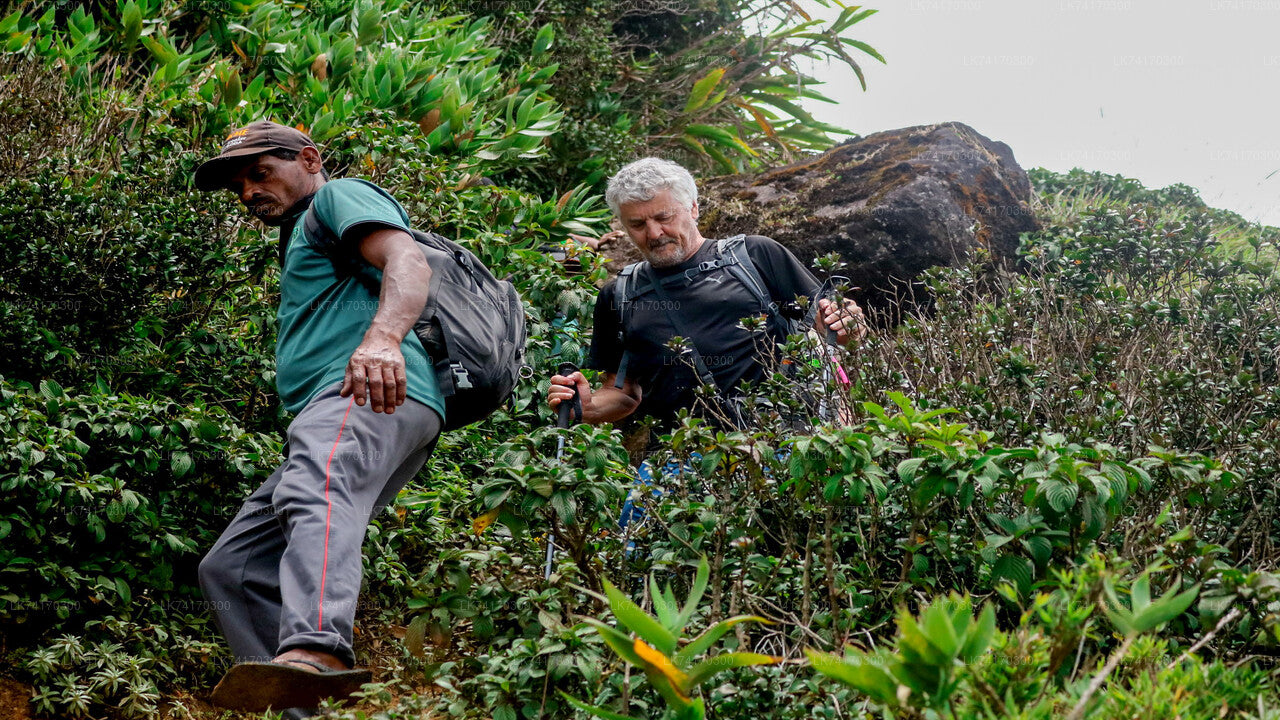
{"left": 587, "top": 235, "right": 821, "bottom": 430}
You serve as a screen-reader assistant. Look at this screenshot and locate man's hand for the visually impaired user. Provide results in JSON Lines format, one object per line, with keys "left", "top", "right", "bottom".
{"left": 548, "top": 371, "right": 593, "bottom": 416}
{"left": 341, "top": 330, "right": 408, "bottom": 413}
{"left": 566, "top": 233, "right": 601, "bottom": 251}
{"left": 817, "top": 297, "right": 868, "bottom": 344}
{"left": 341, "top": 225, "right": 431, "bottom": 414}
{"left": 548, "top": 370, "right": 641, "bottom": 425}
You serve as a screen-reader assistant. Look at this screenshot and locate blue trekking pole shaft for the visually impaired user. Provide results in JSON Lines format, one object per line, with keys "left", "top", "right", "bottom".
{"left": 547, "top": 361, "right": 580, "bottom": 580}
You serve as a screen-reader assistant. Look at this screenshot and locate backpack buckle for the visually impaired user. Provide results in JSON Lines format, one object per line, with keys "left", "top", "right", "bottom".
{"left": 450, "top": 362, "right": 473, "bottom": 390}
{"left": 685, "top": 259, "right": 720, "bottom": 282}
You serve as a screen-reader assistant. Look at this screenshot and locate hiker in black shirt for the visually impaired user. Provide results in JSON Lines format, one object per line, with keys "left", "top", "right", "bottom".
{"left": 548, "top": 157, "right": 864, "bottom": 435}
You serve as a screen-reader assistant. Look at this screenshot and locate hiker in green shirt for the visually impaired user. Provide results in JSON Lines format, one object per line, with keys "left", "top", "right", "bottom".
{"left": 193, "top": 121, "right": 444, "bottom": 717}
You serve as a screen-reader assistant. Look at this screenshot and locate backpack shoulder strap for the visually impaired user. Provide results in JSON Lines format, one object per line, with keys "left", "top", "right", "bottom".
{"left": 302, "top": 206, "right": 383, "bottom": 296}
{"left": 612, "top": 261, "right": 646, "bottom": 389}
{"left": 715, "top": 236, "right": 789, "bottom": 336}
{"left": 643, "top": 268, "right": 720, "bottom": 391}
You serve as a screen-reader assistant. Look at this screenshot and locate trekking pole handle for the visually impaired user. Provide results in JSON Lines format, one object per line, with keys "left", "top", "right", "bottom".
{"left": 821, "top": 275, "right": 850, "bottom": 346}
{"left": 556, "top": 361, "right": 580, "bottom": 429}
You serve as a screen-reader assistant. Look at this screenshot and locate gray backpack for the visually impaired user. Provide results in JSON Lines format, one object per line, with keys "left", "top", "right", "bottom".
{"left": 302, "top": 209, "right": 527, "bottom": 431}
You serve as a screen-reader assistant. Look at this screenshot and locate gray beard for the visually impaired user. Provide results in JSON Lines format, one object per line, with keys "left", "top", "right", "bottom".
{"left": 646, "top": 240, "right": 692, "bottom": 268}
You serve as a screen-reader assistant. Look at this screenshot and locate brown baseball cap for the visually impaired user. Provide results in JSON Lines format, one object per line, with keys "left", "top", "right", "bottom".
{"left": 194, "top": 120, "right": 318, "bottom": 191}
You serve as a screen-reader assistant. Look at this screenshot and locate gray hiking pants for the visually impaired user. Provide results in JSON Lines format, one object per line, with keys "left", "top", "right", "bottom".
{"left": 199, "top": 381, "right": 442, "bottom": 668}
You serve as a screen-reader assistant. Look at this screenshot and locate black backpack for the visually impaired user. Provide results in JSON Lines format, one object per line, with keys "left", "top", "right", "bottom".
{"left": 301, "top": 207, "right": 527, "bottom": 432}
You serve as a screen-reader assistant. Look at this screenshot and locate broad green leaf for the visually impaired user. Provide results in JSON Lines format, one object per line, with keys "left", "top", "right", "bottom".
{"left": 1025, "top": 534, "right": 1053, "bottom": 567}
{"left": 1043, "top": 479, "right": 1078, "bottom": 512}
{"left": 684, "top": 67, "right": 725, "bottom": 114}
{"left": 39, "top": 379, "right": 64, "bottom": 399}
{"left": 558, "top": 692, "right": 643, "bottom": 720}
{"left": 1198, "top": 591, "right": 1238, "bottom": 618}
{"left": 549, "top": 490, "right": 575, "bottom": 525}
{"left": 897, "top": 613, "right": 948, "bottom": 667}
{"left": 1131, "top": 575, "right": 1151, "bottom": 611}
{"left": 897, "top": 457, "right": 925, "bottom": 483}
{"left": 1132, "top": 585, "right": 1199, "bottom": 633}
{"left": 604, "top": 580, "right": 678, "bottom": 654}
{"left": 921, "top": 602, "right": 960, "bottom": 657}
{"left": 404, "top": 614, "right": 428, "bottom": 657}
{"left": 1102, "top": 604, "right": 1135, "bottom": 636}
{"left": 806, "top": 650, "right": 897, "bottom": 704}
{"left": 991, "top": 555, "right": 1033, "bottom": 595}
{"left": 120, "top": 0, "right": 142, "bottom": 50}
{"left": 890, "top": 653, "right": 943, "bottom": 695}
{"left": 675, "top": 557, "right": 710, "bottom": 629}
{"left": 0, "top": 11, "right": 20, "bottom": 34}
{"left": 171, "top": 452, "right": 194, "bottom": 479}
{"left": 685, "top": 651, "right": 779, "bottom": 690}
{"left": 356, "top": 5, "right": 382, "bottom": 44}
{"left": 675, "top": 615, "right": 767, "bottom": 666}
{"left": 531, "top": 23, "right": 554, "bottom": 55}
{"left": 140, "top": 35, "right": 174, "bottom": 64}
{"left": 959, "top": 604, "right": 996, "bottom": 662}
{"left": 984, "top": 533, "right": 1014, "bottom": 552}
{"left": 580, "top": 618, "right": 646, "bottom": 667}
{"left": 649, "top": 575, "right": 678, "bottom": 630}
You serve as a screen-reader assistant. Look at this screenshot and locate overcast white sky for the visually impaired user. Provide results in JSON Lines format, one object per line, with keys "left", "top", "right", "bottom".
{"left": 800, "top": 0, "right": 1280, "bottom": 227}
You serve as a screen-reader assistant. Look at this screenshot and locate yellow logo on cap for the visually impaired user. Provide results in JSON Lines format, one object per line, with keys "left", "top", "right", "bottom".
{"left": 222, "top": 128, "right": 250, "bottom": 150}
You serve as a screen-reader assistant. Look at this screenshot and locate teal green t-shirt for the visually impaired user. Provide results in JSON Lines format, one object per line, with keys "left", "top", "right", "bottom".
{"left": 275, "top": 178, "right": 445, "bottom": 420}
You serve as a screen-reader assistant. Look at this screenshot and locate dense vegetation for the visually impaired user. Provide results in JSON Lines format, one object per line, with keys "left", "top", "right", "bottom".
{"left": 2, "top": 1, "right": 1278, "bottom": 718}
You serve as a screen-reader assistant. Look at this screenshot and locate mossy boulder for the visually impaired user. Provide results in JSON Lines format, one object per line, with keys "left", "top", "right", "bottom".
{"left": 698, "top": 121, "right": 1038, "bottom": 317}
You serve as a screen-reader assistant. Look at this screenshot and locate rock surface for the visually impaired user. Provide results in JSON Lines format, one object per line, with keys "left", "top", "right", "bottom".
{"left": 694, "top": 121, "right": 1039, "bottom": 318}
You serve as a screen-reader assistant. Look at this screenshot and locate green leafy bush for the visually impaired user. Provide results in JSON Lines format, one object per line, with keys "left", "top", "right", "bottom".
{"left": 0, "top": 378, "right": 276, "bottom": 717}
{"left": 4, "top": 2, "right": 1279, "bottom": 719}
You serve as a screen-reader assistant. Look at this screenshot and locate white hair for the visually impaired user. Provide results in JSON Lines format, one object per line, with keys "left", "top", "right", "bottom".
{"left": 605, "top": 157, "right": 698, "bottom": 216}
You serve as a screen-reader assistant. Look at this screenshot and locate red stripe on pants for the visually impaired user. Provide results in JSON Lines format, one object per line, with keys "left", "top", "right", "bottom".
{"left": 317, "top": 397, "right": 355, "bottom": 630}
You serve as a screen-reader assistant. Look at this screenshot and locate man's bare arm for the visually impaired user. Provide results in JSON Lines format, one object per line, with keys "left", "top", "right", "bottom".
{"left": 548, "top": 370, "right": 642, "bottom": 425}
{"left": 341, "top": 226, "right": 432, "bottom": 414}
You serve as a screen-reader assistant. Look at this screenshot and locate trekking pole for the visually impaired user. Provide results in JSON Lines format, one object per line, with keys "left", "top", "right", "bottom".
{"left": 546, "top": 360, "right": 581, "bottom": 580}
